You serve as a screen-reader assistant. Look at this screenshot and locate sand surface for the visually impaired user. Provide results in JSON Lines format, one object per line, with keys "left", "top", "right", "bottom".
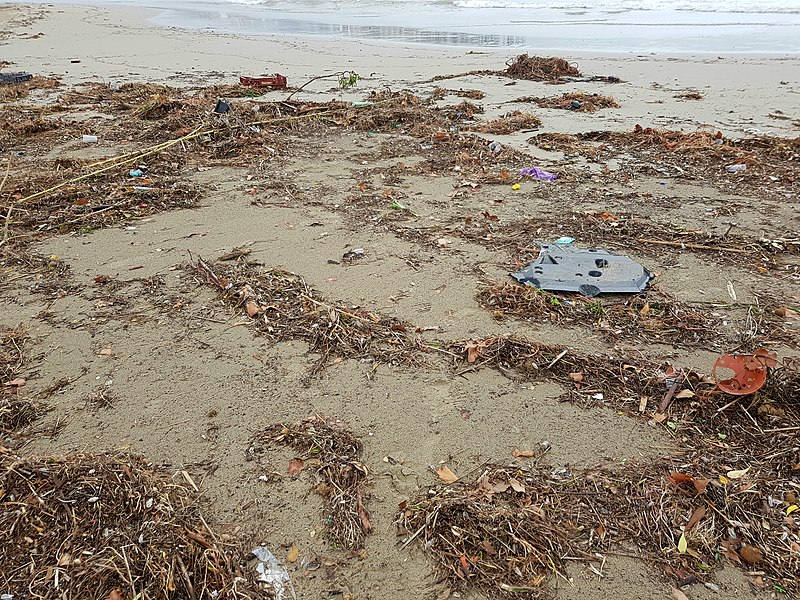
{"left": 1, "top": 3, "right": 799, "bottom": 599}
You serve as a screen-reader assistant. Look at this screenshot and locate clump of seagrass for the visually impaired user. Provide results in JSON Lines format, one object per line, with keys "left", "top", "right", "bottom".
{"left": 0, "top": 451, "right": 264, "bottom": 598}
{"left": 1, "top": 324, "right": 26, "bottom": 384}
{"left": 398, "top": 462, "right": 588, "bottom": 597}
{"left": 468, "top": 111, "right": 541, "bottom": 134}
{"left": 504, "top": 55, "right": 580, "bottom": 82}
{"left": 190, "top": 257, "right": 421, "bottom": 375}
{"left": 433, "top": 337, "right": 800, "bottom": 594}
{"left": 523, "top": 92, "right": 620, "bottom": 112}
{"left": 0, "top": 76, "right": 60, "bottom": 102}
{"left": 477, "top": 280, "right": 716, "bottom": 349}
{"left": 0, "top": 325, "right": 48, "bottom": 436}
{"left": 252, "top": 416, "right": 372, "bottom": 550}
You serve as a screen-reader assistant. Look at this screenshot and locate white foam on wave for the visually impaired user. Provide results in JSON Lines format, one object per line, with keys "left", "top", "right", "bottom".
{"left": 217, "top": 0, "right": 800, "bottom": 12}
{"left": 454, "top": 0, "right": 799, "bottom": 12}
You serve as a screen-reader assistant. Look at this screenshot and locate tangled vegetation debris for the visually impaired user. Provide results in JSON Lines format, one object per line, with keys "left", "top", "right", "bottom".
{"left": 0, "top": 75, "right": 60, "bottom": 102}
{"left": 0, "top": 451, "right": 266, "bottom": 598}
{"left": 504, "top": 55, "right": 581, "bottom": 82}
{"left": 516, "top": 91, "right": 620, "bottom": 112}
{"left": 251, "top": 416, "right": 372, "bottom": 550}
{"left": 190, "top": 258, "right": 423, "bottom": 376}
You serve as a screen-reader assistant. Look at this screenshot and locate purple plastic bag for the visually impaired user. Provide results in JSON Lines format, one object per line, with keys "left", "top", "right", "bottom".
{"left": 520, "top": 167, "right": 557, "bottom": 181}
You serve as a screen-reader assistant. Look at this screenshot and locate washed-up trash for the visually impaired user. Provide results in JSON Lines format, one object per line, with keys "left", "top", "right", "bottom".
{"left": 351, "top": 101, "right": 374, "bottom": 108}
{"left": 725, "top": 163, "right": 747, "bottom": 173}
{"left": 82, "top": 135, "right": 98, "bottom": 143}
{"left": 0, "top": 72, "right": 33, "bottom": 85}
{"left": 343, "top": 248, "right": 365, "bottom": 262}
{"left": 520, "top": 166, "right": 557, "bottom": 181}
{"left": 570, "top": 99, "right": 582, "bottom": 109}
{"left": 213, "top": 99, "right": 230, "bottom": 114}
{"left": 488, "top": 141, "right": 502, "bottom": 153}
{"left": 249, "top": 546, "right": 295, "bottom": 600}
{"left": 129, "top": 169, "right": 144, "bottom": 177}
{"left": 239, "top": 74, "right": 288, "bottom": 89}
{"left": 554, "top": 236, "right": 575, "bottom": 244}
{"left": 714, "top": 349, "right": 777, "bottom": 395}
{"left": 512, "top": 243, "right": 651, "bottom": 297}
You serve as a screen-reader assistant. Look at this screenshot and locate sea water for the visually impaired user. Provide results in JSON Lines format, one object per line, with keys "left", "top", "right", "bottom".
{"left": 12, "top": 0, "right": 800, "bottom": 52}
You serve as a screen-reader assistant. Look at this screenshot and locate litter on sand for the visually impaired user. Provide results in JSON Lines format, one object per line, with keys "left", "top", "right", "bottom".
{"left": 250, "top": 546, "right": 295, "bottom": 600}
{"left": 511, "top": 243, "right": 651, "bottom": 297}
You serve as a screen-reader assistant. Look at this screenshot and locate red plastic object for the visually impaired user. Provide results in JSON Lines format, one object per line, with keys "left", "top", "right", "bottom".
{"left": 713, "top": 349, "right": 777, "bottom": 395}
{"left": 239, "top": 74, "right": 287, "bottom": 89}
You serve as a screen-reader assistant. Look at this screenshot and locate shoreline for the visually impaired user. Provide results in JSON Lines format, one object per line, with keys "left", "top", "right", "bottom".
{"left": 5, "top": 0, "right": 800, "bottom": 54}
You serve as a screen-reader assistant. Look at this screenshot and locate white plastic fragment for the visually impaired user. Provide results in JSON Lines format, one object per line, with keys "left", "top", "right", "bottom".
{"left": 250, "top": 546, "right": 295, "bottom": 600}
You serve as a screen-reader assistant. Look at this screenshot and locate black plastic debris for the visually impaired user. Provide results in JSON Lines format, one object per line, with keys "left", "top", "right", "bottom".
{"left": 0, "top": 72, "right": 33, "bottom": 85}
{"left": 213, "top": 99, "right": 230, "bottom": 114}
{"left": 512, "top": 244, "right": 651, "bottom": 297}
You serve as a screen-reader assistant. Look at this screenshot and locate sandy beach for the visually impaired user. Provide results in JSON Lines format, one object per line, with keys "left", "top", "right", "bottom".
{"left": 1, "top": 2, "right": 800, "bottom": 599}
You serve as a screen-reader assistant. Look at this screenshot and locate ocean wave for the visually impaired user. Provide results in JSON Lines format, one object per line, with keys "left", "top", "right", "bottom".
{"left": 218, "top": 0, "right": 800, "bottom": 13}
{"left": 452, "top": 0, "right": 800, "bottom": 12}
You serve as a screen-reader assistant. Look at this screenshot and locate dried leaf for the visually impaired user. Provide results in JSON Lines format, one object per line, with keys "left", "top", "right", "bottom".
{"left": 692, "top": 479, "right": 710, "bottom": 494}
{"left": 677, "top": 532, "right": 688, "bottom": 554}
{"left": 739, "top": 545, "right": 764, "bottom": 564}
{"left": 491, "top": 482, "right": 510, "bottom": 493}
{"left": 727, "top": 467, "right": 750, "bottom": 479}
{"left": 508, "top": 478, "right": 525, "bottom": 493}
{"left": 671, "top": 588, "right": 690, "bottom": 600}
{"left": 787, "top": 505, "right": 798, "bottom": 516}
{"left": 287, "top": 458, "right": 304, "bottom": 476}
{"left": 512, "top": 448, "right": 535, "bottom": 459}
{"left": 357, "top": 490, "right": 372, "bottom": 532}
{"left": 639, "top": 302, "right": 650, "bottom": 316}
{"left": 481, "top": 539, "right": 497, "bottom": 555}
{"left": 675, "top": 389, "right": 695, "bottom": 399}
{"left": 436, "top": 465, "right": 459, "bottom": 484}
{"left": 287, "top": 543, "right": 299, "bottom": 563}
{"left": 107, "top": 590, "right": 124, "bottom": 600}
{"left": 245, "top": 299, "right": 260, "bottom": 318}
{"left": 686, "top": 506, "right": 707, "bottom": 531}
{"left": 99, "top": 348, "right": 113, "bottom": 356}
{"left": 6, "top": 378, "right": 26, "bottom": 387}
{"left": 670, "top": 472, "right": 694, "bottom": 483}
{"left": 569, "top": 372, "right": 583, "bottom": 383}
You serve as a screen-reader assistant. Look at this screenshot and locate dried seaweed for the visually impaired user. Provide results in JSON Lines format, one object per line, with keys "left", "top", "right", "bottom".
{"left": 189, "top": 258, "right": 422, "bottom": 376}
{"left": 403, "top": 337, "right": 800, "bottom": 596}
{"left": 519, "top": 92, "right": 620, "bottom": 112}
{"left": 478, "top": 280, "right": 716, "bottom": 349}
{"left": 0, "top": 451, "right": 267, "bottom": 598}
{"left": 467, "top": 111, "right": 542, "bottom": 134}
{"left": 252, "top": 416, "right": 372, "bottom": 550}
{"left": 504, "top": 55, "right": 581, "bottom": 82}
{"left": 0, "top": 75, "right": 60, "bottom": 102}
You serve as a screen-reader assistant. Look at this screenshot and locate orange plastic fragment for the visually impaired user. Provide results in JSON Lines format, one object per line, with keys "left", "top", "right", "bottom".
{"left": 713, "top": 349, "right": 777, "bottom": 395}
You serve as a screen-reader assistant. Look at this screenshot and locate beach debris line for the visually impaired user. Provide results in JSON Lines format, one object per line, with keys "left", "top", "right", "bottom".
{"left": 511, "top": 243, "right": 652, "bottom": 297}
{"left": 477, "top": 280, "right": 716, "bottom": 348}
{"left": 250, "top": 416, "right": 373, "bottom": 550}
{"left": 0, "top": 451, "right": 267, "bottom": 598}
{"left": 189, "top": 257, "right": 421, "bottom": 375}
{"left": 1, "top": 325, "right": 50, "bottom": 439}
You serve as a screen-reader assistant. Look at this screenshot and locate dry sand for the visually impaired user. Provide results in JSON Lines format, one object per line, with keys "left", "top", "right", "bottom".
{"left": 1, "top": 2, "right": 799, "bottom": 599}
